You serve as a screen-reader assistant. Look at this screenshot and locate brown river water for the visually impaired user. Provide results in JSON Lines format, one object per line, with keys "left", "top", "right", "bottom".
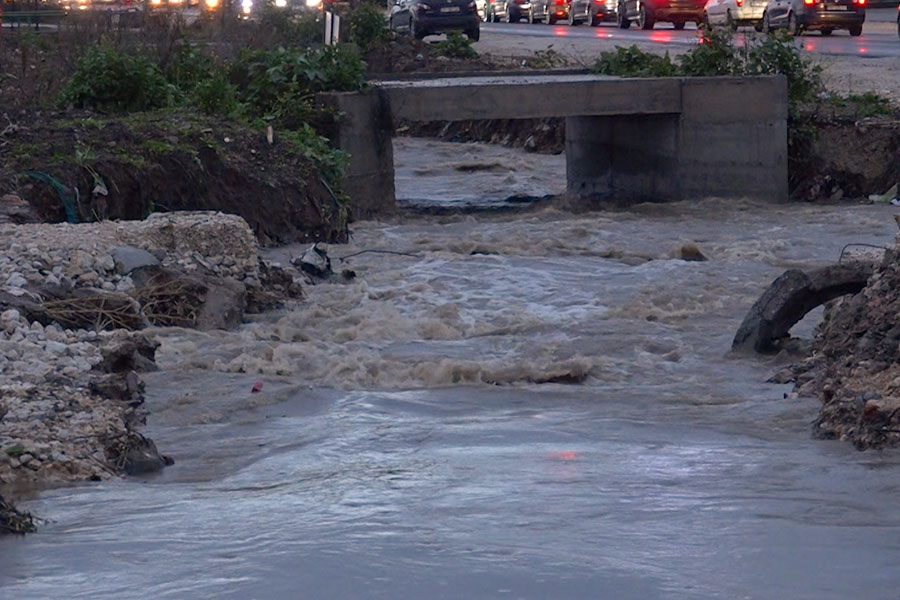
{"left": 2, "top": 138, "right": 900, "bottom": 599}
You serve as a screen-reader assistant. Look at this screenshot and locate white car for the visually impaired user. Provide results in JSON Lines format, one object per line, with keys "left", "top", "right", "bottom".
{"left": 702, "top": 0, "right": 766, "bottom": 30}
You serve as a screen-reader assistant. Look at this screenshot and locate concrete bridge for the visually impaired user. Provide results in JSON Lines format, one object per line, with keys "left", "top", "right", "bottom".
{"left": 317, "top": 73, "right": 788, "bottom": 217}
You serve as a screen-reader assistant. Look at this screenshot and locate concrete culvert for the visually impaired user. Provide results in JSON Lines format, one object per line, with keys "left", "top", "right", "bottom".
{"left": 732, "top": 262, "right": 875, "bottom": 354}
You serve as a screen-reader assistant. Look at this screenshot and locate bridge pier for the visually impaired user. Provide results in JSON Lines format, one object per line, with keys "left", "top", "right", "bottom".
{"left": 566, "top": 113, "right": 681, "bottom": 204}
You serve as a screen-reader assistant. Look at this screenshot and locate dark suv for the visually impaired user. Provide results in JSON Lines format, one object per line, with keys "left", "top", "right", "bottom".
{"left": 761, "top": 0, "right": 864, "bottom": 36}
{"left": 616, "top": 0, "right": 705, "bottom": 28}
{"left": 390, "top": 0, "right": 480, "bottom": 40}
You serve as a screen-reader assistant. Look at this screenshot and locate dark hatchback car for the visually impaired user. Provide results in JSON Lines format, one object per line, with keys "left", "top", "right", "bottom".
{"left": 527, "top": 0, "right": 565, "bottom": 22}
{"left": 761, "top": 0, "right": 865, "bottom": 35}
{"left": 390, "top": 0, "right": 480, "bottom": 40}
{"left": 566, "top": 0, "right": 617, "bottom": 24}
{"left": 616, "top": 0, "right": 705, "bottom": 28}
{"left": 485, "top": 0, "right": 531, "bottom": 21}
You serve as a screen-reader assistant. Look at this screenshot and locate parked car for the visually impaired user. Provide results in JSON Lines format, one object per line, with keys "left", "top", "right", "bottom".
{"left": 702, "top": 0, "right": 766, "bottom": 30}
{"left": 527, "top": 0, "right": 569, "bottom": 23}
{"left": 761, "top": 0, "right": 865, "bottom": 35}
{"left": 390, "top": 0, "right": 480, "bottom": 40}
{"left": 566, "top": 0, "right": 617, "bottom": 24}
{"left": 616, "top": 0, "right": 705, "bottom": 28}
{"left": 485, "top": 0, "right": 530, "bottom": 21}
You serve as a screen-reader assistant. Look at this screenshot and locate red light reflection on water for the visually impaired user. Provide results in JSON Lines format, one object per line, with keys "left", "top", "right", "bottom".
{"left": 549, "top": 451, "right": 579, "bottom": 460}
{"left": 805, "top": 43, "right": 815, "bottom": 51}
{"left": 650, "top": 32, "right": 672, "bottom": 43}
{"left": 859, "top": 47, "right": 868, "bottom": 54}
{"left": 555, "top": 27, "right": 568, "bottom": 36}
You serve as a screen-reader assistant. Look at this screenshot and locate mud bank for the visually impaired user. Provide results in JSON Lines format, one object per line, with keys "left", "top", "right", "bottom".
{"left": 0, "top": 212, "right": 306, "bottom": 522}
{"left": 789, "top": 227, "right": 900, "bottom": 449}
{"left": 0, "top": 112, "right": 348, "bottom": 245}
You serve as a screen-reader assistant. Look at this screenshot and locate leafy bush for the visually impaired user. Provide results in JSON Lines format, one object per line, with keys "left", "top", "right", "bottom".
{"left": 231, "top": 44, "right": 366, "bottom": 128}
{"left": 347, "top": 1, "right": 392, "bottom": 52}
{"left": 434, "top": 32, "right": 478, "bottom": 59}
{"left": 593, "top": 46, "right": 678, "bottom": 77}
{"left": 59, "top": 45, "right": 176, "bottom": 112}
{"left": 745, "top": 30, "right": 822, "bottom": 109}
{"left": 679, "top": 26, "right": 744, "bottom": 76}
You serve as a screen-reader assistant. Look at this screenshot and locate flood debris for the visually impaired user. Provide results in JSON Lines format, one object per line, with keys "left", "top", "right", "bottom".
{"left": 0, "top": 493, "right": 35, "bottom": 535}
{"left": 0, "top": 212, "right": 306, "bottom": 526}
{"left": 293, "top": 243, "right": 333, "bottom": 279}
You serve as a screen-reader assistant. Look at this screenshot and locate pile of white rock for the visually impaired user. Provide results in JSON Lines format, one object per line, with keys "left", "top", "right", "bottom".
{"left": 0, "top": 212, "right": 264, "bottom": 487}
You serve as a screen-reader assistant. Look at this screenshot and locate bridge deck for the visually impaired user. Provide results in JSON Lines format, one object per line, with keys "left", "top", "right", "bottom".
{"left": 371, "top": 74, "right": 682, "bottom": 121}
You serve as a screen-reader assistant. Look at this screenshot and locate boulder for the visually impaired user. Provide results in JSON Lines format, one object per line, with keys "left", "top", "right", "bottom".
{"left": 111, "top": 245, "right": 159, "bottom": 275}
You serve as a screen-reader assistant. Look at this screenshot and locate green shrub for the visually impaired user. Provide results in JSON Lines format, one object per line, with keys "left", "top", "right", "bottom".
{"left": 745, "top": 30, "right": 822, "bottom": 109}
{"left": 592, "top": 46, "right": 678, "bottom": 77}
{"left": 347, "top": 1, "right": 392, "bottom": 52}
{"left": 679, "top": 26, "right": 744, "bottom": 76}
{"left": 434, "top": 32, "right": 478, "bottom": 60}
{"left": 59, "top": 45, "right": 176, "bottom": 112}
{"left": 231, "top": 44, "right": 366, "bottom": 128}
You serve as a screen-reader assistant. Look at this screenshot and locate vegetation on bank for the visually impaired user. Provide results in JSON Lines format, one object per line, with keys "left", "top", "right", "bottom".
{"left": 0, "top": 3, "right": 396, "bottom": 234}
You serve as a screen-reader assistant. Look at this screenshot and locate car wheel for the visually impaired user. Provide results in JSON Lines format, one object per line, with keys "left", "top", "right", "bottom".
{"left": 786, "top": 11, "right": 800, "bottom": 36}
{"left": 637, "top": 2, "right": 654, "bottom": 29}
{"left": 483, "top": 5, "right": 490, "bottom": 21}
{"left": 702, "top": 11, "right": 710, "bottom": 29}
{"left": 589, "top": 6, "right": 601, "bottom": 25}
{"left": 849, "top": 24, "right": 862, "bottom": 36}
{"left": 726, "top": 10, "right": 736, "bottom": 31}
{"left": 820, "top": 27, "right": 833, "bottom": 36}
{"left": 546, "top": 4, "right": 556, "bottom": 23}
{"left": 754, "top": 22, "right": 763, "bottom": 32}
{"left": 505, "top": 4, "right": 514, "bottom": 21}
{"left": 673, "top": 20, "right": 685, "bottom": 29}
{"left": 467, "top": 26, "right": 481, "bottom": 40}
{"left": 761, "top": 10, "right": 772, "bottom": 32}
{"left": 528, "top": 5, "right": 535, "bottom": 22}
{"left": 568, "top": 2, "right": 580, "bottom": 25}
{"left": 617, "top": 2, "right": 630, "bottom": 27}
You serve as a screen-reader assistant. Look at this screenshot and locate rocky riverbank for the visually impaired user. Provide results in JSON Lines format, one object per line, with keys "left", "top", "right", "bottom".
{"left": 789, "top": 222, "right": 900, "bottom": 449}
{"left": 0, "top": 212, "right": 306, "bottom": 528}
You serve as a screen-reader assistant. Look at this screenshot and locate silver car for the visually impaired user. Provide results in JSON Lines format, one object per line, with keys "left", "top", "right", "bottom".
{"left": 702, "top": 0, "right": 766, "bottom": 29}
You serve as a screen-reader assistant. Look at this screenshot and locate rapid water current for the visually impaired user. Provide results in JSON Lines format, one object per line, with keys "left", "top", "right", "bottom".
{"left": 3, "top": 138, "right": 900, "bottom": 599}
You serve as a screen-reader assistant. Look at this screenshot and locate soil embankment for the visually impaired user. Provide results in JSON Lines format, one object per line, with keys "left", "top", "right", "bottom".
{"left": 0, "top": 113, "right": 347, "bottom": 245}
{"left": 790, "top": 228, "right": 900, "bottom": 449}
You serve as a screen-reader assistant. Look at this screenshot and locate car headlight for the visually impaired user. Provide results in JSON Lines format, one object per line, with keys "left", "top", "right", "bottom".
{"left": 205, "top": 0, "right": 218, "bottom": 8}
{"left": 306, "top": 0, "right": 320, "bottom": 6}
{"left": 241, "top": 0, "right": 252, "bottom": 12}
{"left": 275, "top": 0, "right": 287, "bottom": 6}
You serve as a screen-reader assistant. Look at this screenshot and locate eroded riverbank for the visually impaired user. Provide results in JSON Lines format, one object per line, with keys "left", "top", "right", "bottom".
{"left": 4, "top": 140, "right": 900, "bottom": 598}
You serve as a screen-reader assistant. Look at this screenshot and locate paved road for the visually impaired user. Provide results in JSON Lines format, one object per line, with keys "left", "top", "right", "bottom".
{"left": 481, "top": 8, "right": 900, "bottom": 58}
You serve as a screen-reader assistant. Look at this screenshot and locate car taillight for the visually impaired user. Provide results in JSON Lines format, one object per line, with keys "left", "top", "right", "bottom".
{"left": 803, "top": 0, "right": 814, "bottom": 5}
{"left": 853, "top": 0, "right": 865, "bottom": 5}
{"left": 735, "top": 0, "right": 742, "bottom": 5}
{"left": 555, "top": 0, "right": 564, "bottom": 4}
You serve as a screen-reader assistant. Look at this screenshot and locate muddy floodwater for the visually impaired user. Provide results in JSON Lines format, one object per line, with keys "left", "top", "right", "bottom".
{"left": 3, "top": 139, "right": 900, "bottom": 599}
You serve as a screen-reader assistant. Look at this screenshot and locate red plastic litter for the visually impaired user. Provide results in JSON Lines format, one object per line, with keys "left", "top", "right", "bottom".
{"left": 251, "top": 381, "right": 264, "bottom": 393}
